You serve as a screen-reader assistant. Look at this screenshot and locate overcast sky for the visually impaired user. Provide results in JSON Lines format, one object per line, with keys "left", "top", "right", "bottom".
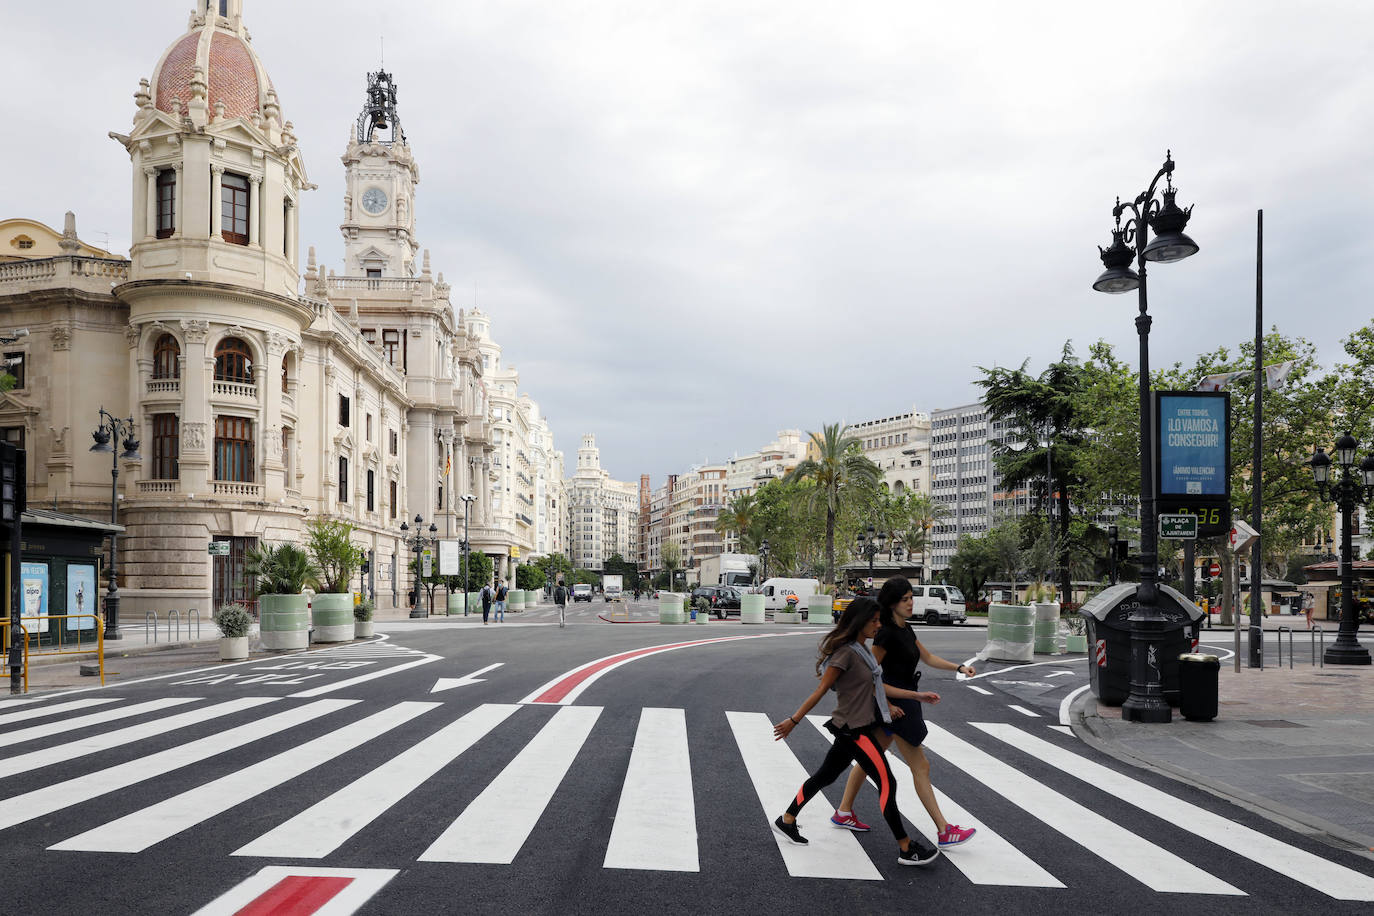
{"left": 9, "top": 1, "right": 1373, "bottom": 483}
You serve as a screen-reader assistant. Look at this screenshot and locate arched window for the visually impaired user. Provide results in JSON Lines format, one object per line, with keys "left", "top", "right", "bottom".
{"left": 153, "top": 334, "right": 181, "bottom": 380}
{"left": 214, "top": 337, "right": 252, "bottom": 382}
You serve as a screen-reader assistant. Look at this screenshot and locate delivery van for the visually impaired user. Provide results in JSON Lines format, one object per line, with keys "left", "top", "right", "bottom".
{"left": 758, "top": 577, "right": 821, "bottom": 612}
{"left": 912, "top": 584, "right": 967, "bottom": 625}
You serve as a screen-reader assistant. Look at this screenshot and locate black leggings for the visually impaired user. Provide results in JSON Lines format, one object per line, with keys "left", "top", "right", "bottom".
{"left": 786, "top": 722, "right": 908, "bottom": 843}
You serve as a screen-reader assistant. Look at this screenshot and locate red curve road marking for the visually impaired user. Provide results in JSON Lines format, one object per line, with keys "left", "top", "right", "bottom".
{"left": 235, "top": 876, "right": 353, "bottom": 916}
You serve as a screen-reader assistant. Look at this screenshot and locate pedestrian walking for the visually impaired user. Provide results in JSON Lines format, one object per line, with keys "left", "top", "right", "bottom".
{"left": 771, "top": 597, "right": 941, "bottom": 867}
{"left": 553, "top": 578, "right": 568, "bottom": 628}
{"left": 832, "top": 577, "right": 977, "bottom": 849}
{"left": 480, "top": 582, "right": 493, "bottom": 625}
{"left": 494, "top": 580, "right": 508, "bottom": 623}
{"left": 1303, "top": 591, "right": 1315, "bottom": 630}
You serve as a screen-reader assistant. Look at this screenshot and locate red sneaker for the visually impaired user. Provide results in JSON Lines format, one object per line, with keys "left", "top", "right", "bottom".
{"left": 830, "top": 811, "right": 871, "bottom": 832}
{"left": 937, "top": 824, "right": 976, "bottom": 847}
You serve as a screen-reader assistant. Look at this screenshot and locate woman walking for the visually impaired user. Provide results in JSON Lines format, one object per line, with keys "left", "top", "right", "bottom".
{"left": 772, "top": 598, "right": 941, "bottom": 866}
{"left": 831, "top": 577, "right": 977, "bottom": 849}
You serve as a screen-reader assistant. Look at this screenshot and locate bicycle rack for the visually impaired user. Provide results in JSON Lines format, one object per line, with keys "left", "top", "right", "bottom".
{"left": 167, "top": 609, "right": 182, "bottom": 644}
{"left": 187, "top": 608, "right": 201, "bottom": 640}
{"left": 144, "top": 610, "right": 158, "bottom": 644}
{"left": 1312, "top": 626, "right": 1324, "bottom": 668}
{"left": 1276, "top": 626, "right": 1294, "bottom": 669}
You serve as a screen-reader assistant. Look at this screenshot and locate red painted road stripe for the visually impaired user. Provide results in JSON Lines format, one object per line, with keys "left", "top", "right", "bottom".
{"left": 234, "top": 875, "right": 353, "bottom": 916}
{"left": 524, "top": 634, "right": 797, "bottom": 704}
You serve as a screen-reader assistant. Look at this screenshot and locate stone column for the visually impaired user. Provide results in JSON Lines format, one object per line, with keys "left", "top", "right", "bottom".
{"left": 284, "top": 197, "right": 296, "bottom": 264}
{"left": 248, "top": 175, "right": 262, "bottom": 247}
{"left": 262, "top": 332, "right": 288, "bottom": 501}
{"left": 210, "top": 165, "right": 224, "bottom": 242}
{"left": 253, "top": 360, "right": 268, "bottom": 492}
{"left": 172, "top": 163, "right": 184, "bottom": 238}
{"left": 144, "top": 167, "right": 158, "bottom": 240}
{"left": 179, "top": 319, "right": 212, "bottom": 495}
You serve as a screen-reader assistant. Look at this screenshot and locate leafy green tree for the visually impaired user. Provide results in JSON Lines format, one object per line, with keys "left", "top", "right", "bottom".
{"left": 784, "top": 423, "right": 881, "bottom": 585}
{"left": 603, "top": 553, "right": 641, "bottom": 588}
{"left": 515, "top": 564, "right": 545, "bottom": 590}
{"left": 534, "top": 552, "right": 574, "bottom": 586}
{"left": 305, "top": 519, "right": 360, "bottom": 593}
{"left": 459, "top": 551, "right": 494, "bottom": 593}
{"left": 572, "top": 568, "right": 600, "bottom": 586}
{"left": 660, "top": 540, "right": 682, "bottom": 591}
{"left": 985, "top": 518, "right": 1026, "bottom": 598}
{"left": 948, "top": 534, "right": 997, "bottom": 606}
{"left": 715, "top": 494, "right": 760, "bottom": 553}
{"left": 243, "top": 543, "right": 316, "bottom": 596}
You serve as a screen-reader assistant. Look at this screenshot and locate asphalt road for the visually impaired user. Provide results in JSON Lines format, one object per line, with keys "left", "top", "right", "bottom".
{"left": 3, "top": 602, "right": 1372, "bottom": 915}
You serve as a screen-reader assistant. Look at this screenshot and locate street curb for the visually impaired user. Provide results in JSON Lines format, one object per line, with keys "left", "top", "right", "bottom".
{"left": 23, "top": 636, "right": 221, "bottom": 669}
{"left": 1068, "top": 691, "right": 1374, "bottom": 862}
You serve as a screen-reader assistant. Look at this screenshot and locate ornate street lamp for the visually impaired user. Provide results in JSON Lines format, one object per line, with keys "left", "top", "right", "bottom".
{"left": 758, "top": 539, "right": 770, "bottom": 585}
{"left": 1093, "top": 151, "right": 1198, "bottom": 723}
{"left": 459, "top": 493, "right": 476, "bottom": 615}
{"left": 1309, "top": 439, "right": 1374, "bottom": 665}
{"left": 90, "top": 407, "right": 140, "bottom": 639}
{"left": 400, "top": 514, "right": 438, "bottom": 618}
{"left": 855, "top": 524, "right": 887, "bottom": 586}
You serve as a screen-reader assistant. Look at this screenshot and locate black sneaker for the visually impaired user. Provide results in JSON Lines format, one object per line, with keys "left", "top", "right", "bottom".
{"left": 773, "top": 816, "right": 808, "bottom": 846}
{"left": 897, "top": 841, "right": 940, "bottom": 867}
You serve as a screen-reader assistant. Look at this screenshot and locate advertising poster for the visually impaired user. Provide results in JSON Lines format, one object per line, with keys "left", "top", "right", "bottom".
{"left": 1158, "top": 393, "right": 1228, "bottom": 496}
{"left": 67, "top": 564, "right": 97, "bottom": 631}
{"left": 438, "top": 540, "right": 460, "bottom": 576}
{"left": 21, "top": 561, "right": 49, "bottom": 634}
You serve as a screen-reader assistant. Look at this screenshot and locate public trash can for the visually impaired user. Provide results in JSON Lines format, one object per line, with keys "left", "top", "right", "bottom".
{"left": 1078, "top": 583, "right": 1204, "bottom": 707}
{"left": 1178, "top": 653, "right": 1220, "bottom": 722}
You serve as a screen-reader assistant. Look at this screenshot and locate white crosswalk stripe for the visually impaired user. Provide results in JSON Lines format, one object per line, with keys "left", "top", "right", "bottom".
{"left": 0, "top": 695, "right": 1369, "bottom": 899}
{"left": 0, "top": 698, "right": 118, "bottom": 727}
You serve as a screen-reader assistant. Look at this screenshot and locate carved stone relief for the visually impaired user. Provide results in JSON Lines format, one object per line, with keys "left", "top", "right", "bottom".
{"left": 181, "top": 319, "right": 210, "bottom": 343}
{"left": 183, "top": 422, "right": 206, "bottom": 451}
{"left": 51, "top": 326, "right": 72, "bottom": 351}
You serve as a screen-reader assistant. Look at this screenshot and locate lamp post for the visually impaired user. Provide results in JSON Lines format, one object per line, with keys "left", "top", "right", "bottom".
{"left": 90, "top": 407, "right": 141, "bottom": 640}
{"left": 855, "top": 524, "right": 886, "bottom": 588}
{"left": 400, "top": 514, "right": 437, "bottom": 618}
{"left": 758, "top": 539, "right": 770, "bottom": 585}
{"left": 1107, "top": 525, "right": 1120, "bottom": 586}
{"left": 1309, "top": 437, "right": 1374, "bottom": 665}
{"left": 1093, "top": 151, "right": 1199, "bottom": 723}
{"left": 458, "top": 493, "right": 475, "bottom": 615}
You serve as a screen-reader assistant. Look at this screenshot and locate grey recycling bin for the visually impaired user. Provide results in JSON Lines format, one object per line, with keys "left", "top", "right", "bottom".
{"left": 1078, "top": 583, "right": 1204, "bottom": 707}
{"left": 1178, "top": 653, "right": 1220, "bottom": 722}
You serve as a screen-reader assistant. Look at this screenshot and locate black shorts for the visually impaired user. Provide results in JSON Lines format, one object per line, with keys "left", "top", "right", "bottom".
{"left": 882, "top": 676, "right": 928, "bottom": 747}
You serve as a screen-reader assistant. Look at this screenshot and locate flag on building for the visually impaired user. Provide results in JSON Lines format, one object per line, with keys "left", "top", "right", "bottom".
{"left": 445, "top": 455, "right": 452, "bottom": 477}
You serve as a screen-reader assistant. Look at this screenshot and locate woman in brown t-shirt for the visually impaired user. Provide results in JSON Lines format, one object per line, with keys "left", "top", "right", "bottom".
{"left": 771, "top": 598, "right": 941, "bottom": 866}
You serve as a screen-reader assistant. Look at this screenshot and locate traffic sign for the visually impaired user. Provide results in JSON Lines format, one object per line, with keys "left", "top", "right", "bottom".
{"left": 207, "top": 541, "right": 230, "bottom": 556}
{"left": 1228, "top": 519, "right": 1259, "bottom": 554}
{"left": 1159, "top": 514, "right": 1198, "bottom": 539}
{"left": 1207, "top": 561, "right": 1221, "bottom": 578}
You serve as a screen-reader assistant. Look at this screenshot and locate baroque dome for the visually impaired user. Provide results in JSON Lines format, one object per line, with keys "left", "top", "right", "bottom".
{"left": 151, "top": 17, "right": 275, "bottom": 123}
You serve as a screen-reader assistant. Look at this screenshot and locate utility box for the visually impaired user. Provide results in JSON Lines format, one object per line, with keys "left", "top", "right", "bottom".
{"left": 1079, "top": 583, "right": 1204, "bottom": 706}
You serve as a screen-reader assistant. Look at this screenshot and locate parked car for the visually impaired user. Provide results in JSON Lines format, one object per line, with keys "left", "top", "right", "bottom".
{"left": 572, "top": 583, "right": 594, "bottom": 602}
{"left": 912, "top": 584, "right": 967, "bottom": 625}
{"left": 691, "top": 585, "right": 742, "bottom": 619}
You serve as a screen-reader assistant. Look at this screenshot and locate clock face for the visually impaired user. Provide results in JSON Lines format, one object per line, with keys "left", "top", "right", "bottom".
{"left": 361, "top": 187, "right": 389, "bottom": 215}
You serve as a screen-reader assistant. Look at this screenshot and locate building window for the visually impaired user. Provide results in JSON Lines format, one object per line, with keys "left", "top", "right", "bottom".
{"left": 389, "top": 429, "right": 398, "bottom": 456}
{"left": 214, "top": 337, "right": 252, "bottom": 382}
{"left": 389, "top": 480, "right": 397, "bottom": 519}
{"left": 338, "top": 394, "right": 350, "bottom": 427}
{"left": 152, "top": 334, "right": 180, "bottom": 379}
{"left": 437, "top": 485, "right": 443, "bottom": 510}
{"left": 367, "top": 469, "right": 375, "bottom": 512}
{"left": 338, "top": 456, "right": 349, "bottom": 503}
{"left": 14, "top": 237, "right": 34, "bottom": 250}
{"left": 213, "top": 416, "right": 254, "bottom": 482}
{"left": 1, "top": 427, "right": 24, "bottom": 450}
{"left": 382, "top": 329, "right": 400, "bottom": 367}
{"left": 2, "top": 352, "right": 23, "bottom": 390}
{"left": 152, "top": 413, "right": 179, "bottom": 480}
{"left": 366, "top": 414, "right": 373, "bottom": 441}
{"left": 366, "top": 268, "right": 381, "bottom": 280}
{"left": 221, "top": 172, "right": 249, "bottom": 245}
{"left": 156, "top": 169, "right": 176, "bottom": 238}
{"left": 362, "top": 328, "right": 376, "bottom": 346}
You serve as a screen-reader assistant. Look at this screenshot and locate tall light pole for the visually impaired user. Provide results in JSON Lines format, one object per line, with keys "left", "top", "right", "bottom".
{"left": 400, "top": 514, "right": 437, "bottom": 618}
{"left": 459, "top": 492, "right": 475, "bottom": 615}
{"left": 90, "top": 407, "right": 140, "bottom": 640}
{"left": 1309, "top": 438, "right": 1374, "bottom": 665}
{"left": 1093, "top": 150, "right": 1199, "bottom": 723}
{"left": 758, "top": 538, "right": 770, "bottom": 585}
{"left": 855, "top": 524, "right": 886, "bottom": 587}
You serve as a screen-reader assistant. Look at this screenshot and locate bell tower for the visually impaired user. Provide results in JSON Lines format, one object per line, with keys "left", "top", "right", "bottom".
{"left": 341, "top": 70, "right": 419, "bottom": 278}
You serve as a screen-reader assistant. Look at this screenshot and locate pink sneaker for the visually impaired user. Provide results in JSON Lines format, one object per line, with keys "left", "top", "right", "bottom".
{"left": 830, "top": 811, "right": 872, "bottom": 832}
{"left": 937, "top": 824, "right": 976, "bottom": 847}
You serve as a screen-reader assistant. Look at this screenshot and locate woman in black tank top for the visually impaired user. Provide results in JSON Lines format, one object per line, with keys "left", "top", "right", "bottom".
{"left": 830, "top": 577, "right": 979, "bottom": 849}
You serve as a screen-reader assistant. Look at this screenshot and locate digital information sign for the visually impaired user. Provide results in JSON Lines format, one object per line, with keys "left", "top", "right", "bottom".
{"left": 1155, "top": 390, "right": 1231, "bottom": 538}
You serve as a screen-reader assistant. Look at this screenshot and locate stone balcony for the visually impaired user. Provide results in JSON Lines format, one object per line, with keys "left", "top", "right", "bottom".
{"left": 0, "top": 255, "right": 130, "bottom": 297}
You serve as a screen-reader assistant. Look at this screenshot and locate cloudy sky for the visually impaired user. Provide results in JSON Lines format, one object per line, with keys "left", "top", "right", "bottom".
{"left": 9, "top": 1, "right": 1373, "bottom": 483}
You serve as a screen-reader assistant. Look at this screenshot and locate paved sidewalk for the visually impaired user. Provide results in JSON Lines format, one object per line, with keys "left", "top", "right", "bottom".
{"left": 1071, "top": 648, "right": 1374, "bottom": 862}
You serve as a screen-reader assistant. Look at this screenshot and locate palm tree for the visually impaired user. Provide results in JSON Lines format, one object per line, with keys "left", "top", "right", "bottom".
{"left": 715, "top": 494, "right": 758, "bottom": 552}
{"left": 784, "top": 423, "right": 880, "bottom": 586}
{"left": 903, "top": 493, "right": 949, "bottom": 582}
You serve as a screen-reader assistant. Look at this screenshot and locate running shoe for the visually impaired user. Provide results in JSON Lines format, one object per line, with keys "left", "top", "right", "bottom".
{"left": 830, "top": 811, "right": 871, "bottom": 832}
{"left": 897, "top": 841, "right": 940, "bottom": 867}
{"left": 937, "top": 824, "right": 977, "bottom": 847}
{"left": 773, "top": 816, "right": 808, "bottom": 846}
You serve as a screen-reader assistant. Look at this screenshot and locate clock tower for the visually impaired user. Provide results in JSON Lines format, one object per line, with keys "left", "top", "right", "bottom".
{"left": 341, "top": 70, "right": 419, "bottom": 277}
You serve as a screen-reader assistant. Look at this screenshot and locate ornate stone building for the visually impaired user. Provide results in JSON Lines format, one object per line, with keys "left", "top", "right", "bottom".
{"left": 0, "top": 2, "right": 558, "bottom": 623}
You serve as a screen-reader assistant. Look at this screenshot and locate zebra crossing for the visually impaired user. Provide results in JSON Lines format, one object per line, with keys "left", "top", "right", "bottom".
{"left": 2, "top": 693, "right": 1373, "bottom": 900}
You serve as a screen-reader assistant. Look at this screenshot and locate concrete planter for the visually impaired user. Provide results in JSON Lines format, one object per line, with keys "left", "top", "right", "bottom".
{"left": 775, "top": 610, "right": 801, "bottom": 625}
{"left": 986, "top": 602, "right": 1035, "bottom": 662}
{"left": 311, "top": 593, "right": 355, "bottom": 643}
{"left": 740, "top": 593, "right": 765, "bottom": 625}
{"left": 509, "top": 590, "right": 526, "bottom": 611}
{"left": 446, "top": 593, "right": 463, "bottom": 616}
{"left": 259, "top": 593, "right": 309, "bottom": 652}
{"left": 696, "top": 605, "right": 708, "bottom": 624}
{"left": 219, "top": 636, "right": 249, "bottom": 661}
{"left": 355, "top": 619, "right": 375, "bottom": 638}
{"left": 1065, "top": 633, "right": 1088, "bottom": 653}
{"left": 659, "top": 592, "right": 686, "bottom": 624}
{"left": 806, "top": 594, "right": 833, "bottom": 625}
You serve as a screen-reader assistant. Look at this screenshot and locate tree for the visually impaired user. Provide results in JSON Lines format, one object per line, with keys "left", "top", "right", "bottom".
{"left": 948, "top": 534, "right": 997, "bottom": 606}
{"left": 534, "top": 552, "right": 573, "bottom": 586}
{"left": 985, "top": 518, "right": 1025, "bottom": 598}
{"left": 660, "top": 540, "right": 682, "bottom": 591}
{"left": 715, "top": 494, "right": 760, "bottom": 553}
{"left": 515, "top": 564, "right": 545, "bottom": 591}
{"left": 459, "top": 551, "right": 494, "bottom": 593}
{"left": 603, "top": 553, "right": 641, "bottom": 589}
{"left": 784, "top": 423, "right": 881, "bottom": 586}
{"left": 304, "top": 519, "right": 360, "bottom": 594}
{"left": 902, "top": 493, "right": 948, "bottom": 578}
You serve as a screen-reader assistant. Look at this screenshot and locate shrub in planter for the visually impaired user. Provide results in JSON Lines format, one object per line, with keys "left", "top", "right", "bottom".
{"left": 214, "top": 602, "right": 253, "bottom": 661}
{"left": 246, "top": 542, "right": 315, "bottom": 652}
{"left": 354, "top": 597, "right": 376, "bottom": 638}
{"left": 306, "top": 520, "right": 361, "bottom": 643}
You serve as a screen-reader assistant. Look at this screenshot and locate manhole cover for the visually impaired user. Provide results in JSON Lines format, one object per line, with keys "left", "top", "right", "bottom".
{"left": 1244, "top": 720, "right": 1307, "bottom": 728}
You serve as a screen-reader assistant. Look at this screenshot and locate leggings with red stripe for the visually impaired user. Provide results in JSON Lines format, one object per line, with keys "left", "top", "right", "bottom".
{"left": 785, "top": 722, "right": 907, "bottom": 843}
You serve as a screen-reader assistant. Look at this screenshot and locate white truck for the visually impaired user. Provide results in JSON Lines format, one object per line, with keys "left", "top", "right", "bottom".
{"left": 758, "top": 577, "right": 821, "bottom": 612}
{"left": 698, "top": 552, "right": 757, "bottom": 589}
{"left": 603, "top": 574, "right": 623, "bottom": 602}
{"left": 911, "top": 584, "right": 967, "bottom": 625}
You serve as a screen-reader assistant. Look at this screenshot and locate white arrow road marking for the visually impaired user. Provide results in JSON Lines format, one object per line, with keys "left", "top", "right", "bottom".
{"left": 430, "top": 662, "right": 504, "bottom": 694}
{"left": 1045, "top": 670, "right": 1076, "bottom": 678}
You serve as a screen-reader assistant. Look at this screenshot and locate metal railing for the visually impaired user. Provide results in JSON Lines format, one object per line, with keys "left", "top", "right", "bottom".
{"left": 1275, "top": 626, "right": 1294, "bottom": 669}
{"left": 1312, "top": 626, "right": 1324, "bottom": 668}
{"left": 144, "top": 608, "right": 203, "bottom": 644}
{"left": 5, "top": 614, "right": 105, "bottom": 691}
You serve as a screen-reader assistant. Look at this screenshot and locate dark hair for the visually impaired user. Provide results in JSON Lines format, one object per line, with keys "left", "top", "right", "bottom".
{"left": 816, "top": 597, "right": 880, "bottom": 676}
{"left": 876, "top": 577, "right": 913, "bottom": 627}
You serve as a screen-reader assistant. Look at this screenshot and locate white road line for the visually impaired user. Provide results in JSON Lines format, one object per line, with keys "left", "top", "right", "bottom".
{"left": 0, "top": 697, "right": 196, "bottom": 749}
{"left": 53, "top": 702, "right": 437, "bottom": 853}
{"left": 972, "top": 722, "right": 1374, "bottom": 902}
{"left": 288, "top": 654, "right": 441, "bottom": 697}
{"left": 604, "top": 708, "right": 697, "bottom": 872}
{"left": 1007, "top": 705, "right": 1041, "bottom": 718}
{"left": 1059, "top": 684, "right": 1090, "bottom": 726}
{"left": 966, "top": 685, "right": 993, "bottom": 696}
{"left": 963, "top": 657, "right": 1088, "bottom": 682}
{"left": 805, "top": 717, "right": 1062, "bottom": 888}
{"left": 1047, "top": 725, "right": 1074, "bottom": 736}
{"left": 924, "top": 723, "right": 1243, "bottom": 895}
{"left": 726, "top": 711, "right": 881, "bottom": 881}
{"left": 0, "top": 697, "right": 278, "bottom": 780}
{"left": 0, "top": 699, "right": 355, "bottom": 832}
{"left": 234, "top": 703, "right": 520, "bottom": 859}
{"left": 0, "top": 698, "right": 118, "bottom": 727}
{"left": 419, "top": 705, "right": 602, "bottom": 863}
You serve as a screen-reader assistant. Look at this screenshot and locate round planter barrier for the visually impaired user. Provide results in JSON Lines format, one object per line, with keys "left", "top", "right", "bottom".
{"left": 806, "top": 594, "right": 833, "bottom": 625}
{"left": 1065, "top": 633, "right": 1088, "bottom": 653}
{"left": 1034, "top": 601, "right": 1061, "bottom": 654}
{"left": 447, "top": 593, "right": 463, "bottom": 616}
{"left": 696, "top": 604, "right": 708, "bottom": 624}
{"left": 355, "top": 619, "right": 375, "bottom": 638}
{"left": 775, "top": 610, "right": 801, "bottom": 625}
{"left": 740, "top": 593, "right": 765, "bottom": 625}
{"left": 510, "top": 590, "right": 526, "bottom": 611}
{"left": 986, "top": 603, "right": 1035, "bottom": 662}
{"left": 219, "top": 636, "right": 249, "bottom": 661}
{"left": 659, "top": 592, "right": 686, "bottom": 624}
{"left": 311, "top": 593, "right": 355, "bottom": 643}
{"left": 259, "top": 593, "right": 309, "bottom": 651}
{"left": 466, "top": 592, "right": 480, "bottom": 614}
